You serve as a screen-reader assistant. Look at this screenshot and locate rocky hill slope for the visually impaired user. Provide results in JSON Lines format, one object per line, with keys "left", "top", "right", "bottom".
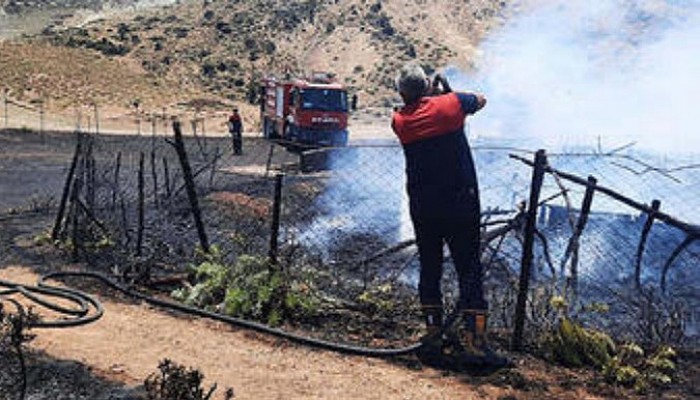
{"left": 1, "top": 0, "right": 511, "bottom": 117}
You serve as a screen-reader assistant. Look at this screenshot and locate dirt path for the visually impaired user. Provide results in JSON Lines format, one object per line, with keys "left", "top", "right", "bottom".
{"left": 0, "top": 266, "right": 522, "bottom": 400}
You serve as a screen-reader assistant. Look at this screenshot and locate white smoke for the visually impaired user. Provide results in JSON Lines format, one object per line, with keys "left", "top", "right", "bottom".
{"left": 450, "top": 0, "right": 700, "bottom": 155}
{"left": 297, "top": 146, "right": 413, "bottom": 255}
{"left": 300, "top": 0, "right": 700, "bottom": 257}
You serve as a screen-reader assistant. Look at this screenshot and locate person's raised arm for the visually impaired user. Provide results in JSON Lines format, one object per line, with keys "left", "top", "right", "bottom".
{"left": 456, "top": 92, "right": 486, "bottom": 115}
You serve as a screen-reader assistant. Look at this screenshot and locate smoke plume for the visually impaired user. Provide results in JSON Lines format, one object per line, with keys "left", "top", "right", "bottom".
{"left": 451, "top": 0, "right": 700, "bottom": 155}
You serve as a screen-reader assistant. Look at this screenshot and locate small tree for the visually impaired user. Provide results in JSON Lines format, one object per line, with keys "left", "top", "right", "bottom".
{"left": 144, "top": 359, "right": 234, "bottom": 400}
{"left": 0, "top": 301, "right": 37, "bottom": 400}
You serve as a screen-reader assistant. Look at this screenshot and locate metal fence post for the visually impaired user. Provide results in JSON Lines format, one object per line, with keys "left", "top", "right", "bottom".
{"left": 512, "top": 149, "right": 547, "bottom": 351}
{"left": 93, "top": 103, "right": 100, "bottom": 136}
{"left": 136, "top": 152, "right": 145, "bottom": 257}
{"left": 3, "top": 88, "right": 8, "bottom": 128}
{"left": 39, "top": 99, "right": 45, "bottom": 135}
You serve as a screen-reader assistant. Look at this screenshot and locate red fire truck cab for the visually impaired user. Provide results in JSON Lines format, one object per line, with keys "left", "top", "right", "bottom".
{"left": 260, "top": 73, "right": 350, "bottom": 151}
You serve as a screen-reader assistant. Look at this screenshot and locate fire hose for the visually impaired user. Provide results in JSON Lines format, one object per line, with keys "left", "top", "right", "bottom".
{"left": 1, "top": 270, "right": 428, "bottom": 357}
{"left": 0, "top": 218, "right": 522, "bottom": 358}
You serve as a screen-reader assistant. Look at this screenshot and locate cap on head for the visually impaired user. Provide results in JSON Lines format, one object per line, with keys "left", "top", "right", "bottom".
{"left": 396, "top": 63, "right": 428, "bottom": 104}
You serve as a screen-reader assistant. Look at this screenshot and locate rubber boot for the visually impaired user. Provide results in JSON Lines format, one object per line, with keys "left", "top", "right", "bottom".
{"left": 458, "top": 309, "right": 511, "bottom": 368}
{"left": 416, "top": 306, "right": 444, "bottom": 366}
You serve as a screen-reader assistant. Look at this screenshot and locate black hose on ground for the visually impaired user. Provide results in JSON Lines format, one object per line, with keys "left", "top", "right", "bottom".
{"left": 1, "top": 271, "right": 427, "bottom": 357}
{"left": 0, "top": 276, "right": 103, "bottom": 328}
{"left": 0, "top": 213, "right": 520, "bottom": 358}
{"left": 47, "top": 271, "right": 428, "bottom": 357}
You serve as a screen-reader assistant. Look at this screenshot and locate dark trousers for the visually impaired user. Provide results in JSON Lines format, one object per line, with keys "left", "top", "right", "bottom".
{"left": 231, "top": 132, "right": 242, "bottom": 155}
{"left": 412, "top": 211, "right": 487, "bottom": 312}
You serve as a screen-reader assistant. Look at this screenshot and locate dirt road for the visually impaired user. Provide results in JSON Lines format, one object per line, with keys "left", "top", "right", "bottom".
{"left": 1, "top": 266, "right": 515, "bottom": 400}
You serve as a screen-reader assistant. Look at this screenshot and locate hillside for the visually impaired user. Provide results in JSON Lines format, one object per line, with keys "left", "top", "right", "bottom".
{"left": 1, "top": 0, "right": 511, "bottom": 119}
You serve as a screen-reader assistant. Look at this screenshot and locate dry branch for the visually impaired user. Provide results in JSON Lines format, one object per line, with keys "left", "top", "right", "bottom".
{"left": 510, "top": 153, "right": 700, "bottom": 238}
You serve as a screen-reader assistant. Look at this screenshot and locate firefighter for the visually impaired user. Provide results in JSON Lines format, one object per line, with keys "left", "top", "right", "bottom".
{"left": 391, "top": 63, "right": 508, "bottom": 367}
{"left": 227, "top": 108, "right": 243, "bottom": 155}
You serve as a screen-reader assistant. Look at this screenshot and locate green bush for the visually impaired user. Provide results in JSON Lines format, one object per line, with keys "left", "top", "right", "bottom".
{"left": 602, "top": 344, "right": 676, "bottom": 393}
{"left": 545, "top": 317, "right": 616, "bottom": 368}
{"left": 543, "top": 316, "right": 677, "bottom": 393}
{"left": 172, "top": 251, "right": 318, "bottom": 326}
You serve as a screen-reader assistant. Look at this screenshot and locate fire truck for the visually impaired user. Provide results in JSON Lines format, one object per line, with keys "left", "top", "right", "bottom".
{"left": 260, "top": 72, "right": 351, "bottom": 151}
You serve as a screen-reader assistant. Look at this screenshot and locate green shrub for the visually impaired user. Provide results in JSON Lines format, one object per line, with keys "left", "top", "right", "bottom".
{"left": 544, "top": 316, "right": 677, "bottom": 393}
{"left": 602, "top": 344, "right": 676, "bottom": 393}
{"left": 545, "top": 317, "right": 615, "bottom": 368}
{"left": 172, "top": 251, "right": 318, "bottom": 326}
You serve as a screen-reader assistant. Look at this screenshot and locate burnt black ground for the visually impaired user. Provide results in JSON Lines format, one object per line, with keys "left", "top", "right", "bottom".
{"left": 2, "top": 128, "right": 700, "bottom": 400}
{"left": 0, "top": 350, "right": 143, "bottom": 400}
{"left": 0, "top": 212, "right": 144, "bottom": 399}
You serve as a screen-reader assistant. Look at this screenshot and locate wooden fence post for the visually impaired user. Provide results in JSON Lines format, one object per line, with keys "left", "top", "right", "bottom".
{"left": 151, "top": 150, "right": 159, "bottom": 208}
{"left": 69, "top": 149, "right": 87, "bottom": 261}
{"left": 52, "top": 132, "right": 83, "bottom": 241}
{"left": 661, "top": 235, "right": 696, "bottom": 293}
{"left": 191, "top": 119, "right": 206, "bottom": 157}
{"left": 163, "top": 157, "right": 171, "bottom": 198}
{"left": 135, "top": 102, "right": 142, "bottom": 136}
{"left": 151, "top": 117, "right": 157, "bottom": 139}
{"left": 269, "top": 173, "right": 284, "bottom": 266}
{"left": 566, "top": 176, "right": 597, "bottom": 296}
{"left": 112, "top": 152, "right": 121, "bottom": 210}
{"left": 85, "top": 135, "right": 96, "bottom": 212}
{"left": 635, "top": 199, "right": 661, "bottom": 290}
{"left": 512, "top": 149, "right": 547, "bottom": 351}
{"left": 209, "top": 146, "right": 220, "bottom": 190}
{"left": 172, "top": 120, "right": 210, "bottom": 253}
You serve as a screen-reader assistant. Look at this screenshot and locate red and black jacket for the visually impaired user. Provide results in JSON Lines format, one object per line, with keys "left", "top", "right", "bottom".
{"left": 392, "top": 92, "right": 481, "bottom": 219}
{"left": 228, "top": 114, "right": 242, "bottom": 133}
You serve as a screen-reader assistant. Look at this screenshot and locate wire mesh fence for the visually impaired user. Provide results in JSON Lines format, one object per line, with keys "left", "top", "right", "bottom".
{"left": 499, "top": 149, "right": 700, "bottom": 348}
{"left": 1, "top": 92, "right": 230, "bottom": 140}
{"left": 3, "top": 107, "right": 699, "bottom": 350}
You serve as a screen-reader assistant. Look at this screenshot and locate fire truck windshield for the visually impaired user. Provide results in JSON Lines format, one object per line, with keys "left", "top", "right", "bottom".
{"left": 300, "top": 89, "right": 348, "bottom": 112}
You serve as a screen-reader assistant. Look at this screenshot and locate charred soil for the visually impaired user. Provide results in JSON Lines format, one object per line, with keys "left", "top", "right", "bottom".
{"left": 1, "top": 128, "right": 699, "bottom": 399}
